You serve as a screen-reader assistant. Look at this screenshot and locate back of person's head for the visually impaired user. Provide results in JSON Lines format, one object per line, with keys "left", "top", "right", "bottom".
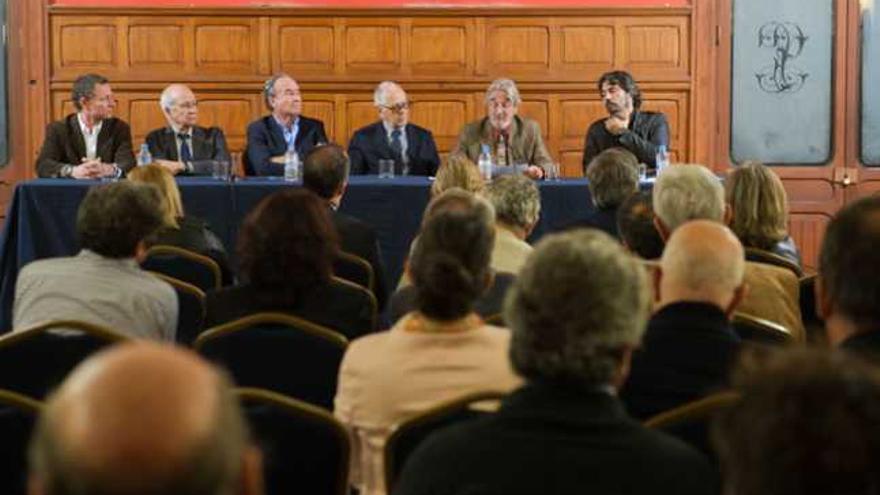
{"left": 617, "top": 191, "right": 664, "bottom": 259}
{"left": 431, "top": 155, "right": 484, "bottom": 197}
{"left": 421, "top": 188, "right": 495, "bottom": 227}
{"left": 713, "top": 349, "right": 880, "bottom": 495}
{"left": 238, "top": 189, "right": 338, "bottom": 299}
{"left": 484, "top": 174, "right": 541, "bottom": 231}
{"left": 28, "top": 343, "right": 262, "bottom": 495}
{"left": 819, "top": 195, "right": 880, "bottom": 334}
{"left": 505, "top": 230, "right": 650, "bottom": 388}
{"left": 585, "top": 148, "right": 639, "bottom": 209}
{"left": 725, "top": 160, "right": 789, "bottom": 250}
{"left": 127, "top": 165, "right": 184, "bottom": 228}
{"left": 303, "top": 143, "right": 349, "bottom": 200}
{"left": 660, "top": 220, "right": 745, "bottom": 311}
{"left": 76, "top": 181, "right": 164, "bottom": 259}
{"left": 410, "top": 200, "right": 496, "bottom": 322}
{"left": 653, "top": 164, "right": 725, "bottom": 234}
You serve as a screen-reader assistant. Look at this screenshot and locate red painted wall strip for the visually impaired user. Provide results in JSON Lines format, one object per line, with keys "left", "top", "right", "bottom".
{"left": 51, "top": 0, "right": 689, "bottom": 7}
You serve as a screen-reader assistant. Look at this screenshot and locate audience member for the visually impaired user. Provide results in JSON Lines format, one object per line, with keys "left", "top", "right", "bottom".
{"left": 622, "top": 220, "right": 744, "bottom": 420}
{"left": 564, "top": 147, "right": 639, "bottom": 238}
{"left": 394, "top": 230, "right": 716, "bottom": 495}
{"left": 451, "top": 78, "right": 551, "bottom": 179}
{"left": 13, "top": 182, "right": 176, "bottom": 340}
{"left": 726, "top": 160, "right": 801, "bottom": 267}
{"left": 204, "top": 189, "right": 374, "bottom": 338}
{"left": 819, "top": 195, "right": 880, "bottom": 359}
{"left": 430, "top": 154, "right": 484, "bottom": 197}
{"left": 128, "top": 165, "right": 232, "bottom": 284}
{"left": 713, "top": 349, "right": 880, "bottom": 495}
{"left": 28, "top": 343, "right": 263, "bottom": 495}
{"left": 335, "top": 201, "right": 521, "bottom": 495}
{"left": 349, "top": 81, "right": 440, "bottom": 176}
{"left": 484, "top": 174, "right": 540, "bottom": 274}
{"left": 303, "top": 143, "right": 388, "bottom": 310}
{"left": 245, "top": 73, "right": 327, "bottom": 176}
{"left": 617, "top": 190, "right": 664, "bottom": 259}
{"left": 145, "top": 83, "right": 231, "bottom": 176}
{"left": 653, "top": 164, "right": 804, "bottom": 340}
{"left": 36, "top": 73, "right": 134, "bottom": 178}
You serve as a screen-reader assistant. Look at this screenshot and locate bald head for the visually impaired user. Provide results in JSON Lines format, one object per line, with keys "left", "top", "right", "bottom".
{"left": 29, "top": 343, "right": 260, "bottom": 495}
{"left": 658, "top": 220, "right": 746, "bottom": 313}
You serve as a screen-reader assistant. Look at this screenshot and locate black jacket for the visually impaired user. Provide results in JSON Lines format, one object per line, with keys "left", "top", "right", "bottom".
{"left": 244, "top": 115, "right": 327, "bottom": 176}
{"left": 332, "top": 210, "right": 389, "bottom": 312}
{"left": 36, "top": 114, "right": 135, "bottom": 177}
{"left": 348, "top": 121, "right": 440, "bottom": 176}
{"left": 583, "top": 111, "right": 669, "bottom": 172}
{"left": 144, "top": 126, "right": 231, "bottom": 176}
{"left": 146, "top": 216, "right": 233, "bottom": 286}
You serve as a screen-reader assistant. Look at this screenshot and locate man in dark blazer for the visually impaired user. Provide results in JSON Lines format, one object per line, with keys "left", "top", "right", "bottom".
{"left": 36, "top": 73, "right": 134, "bottom": 178}
{"left": 144, "top": 84, "right": 230, "bottom": 176}
{"left": 302, "top": 143, "right": 388, "bottom": 311}
{"left": 244, "top": 73, "right": 327, "bottom": 176}
{"left": 348, "top": 81, "right": 440, "bottom": 176}
{"left": 621, "top": 220, "right": 745, "bottom": 421}
{"left": 394, "top": 230, "right": 716, "bottom": 495}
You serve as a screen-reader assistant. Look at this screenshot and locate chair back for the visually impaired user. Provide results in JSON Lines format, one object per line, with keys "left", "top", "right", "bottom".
{"left": 384, "top": 391, "right": 506, "bottom": 492}
{"left": 195, "top": 313, "right": 348, "bottom": 409}
{"left": 799, "top": 274, "right": 826, "bottom": 344}
{"left": 148, "top": 272, "right": 206, "bottom": 346}
{"left": 141, "top": 245, "right": 221, "bottom": 292}
{"left": 644, "top": 390, "right": 740, "bottom": 459}
{"left": 0, "top": 321, "right": 127, "bottom": 399}
{"left": 237, "top": 388, "right": 350, "bottom": 495}
{"left": 732, "top": 312, "right": 795, "bottom": 346}
{"left": 744, "top": 247, "right": 803, "bottom": 278}
{"left": 332, "top": 276, "right": 378, "bottom": 332}
{"left": 334, "top": 251, "right": 375, "bottom": 293}
{"left": 484, "top": 313, "right": 504, "bottom": 326}
{"left": 0, "top": 390, "right": 42, "bottom": 495}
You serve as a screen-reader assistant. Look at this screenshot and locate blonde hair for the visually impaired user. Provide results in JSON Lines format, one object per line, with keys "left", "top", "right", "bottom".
{"left": 431, "top": 154, "right": 484, "bottom": 197}
{"left": 725, "top": 160, "right": 789, "bottom": 250}
{"left": 127, "top": 165, "right": 183, "bottom": 228}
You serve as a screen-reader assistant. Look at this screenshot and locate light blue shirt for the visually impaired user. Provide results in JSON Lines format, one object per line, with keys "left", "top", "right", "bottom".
{"left": 274, "top": 116, "right": 300, "bottom": 151}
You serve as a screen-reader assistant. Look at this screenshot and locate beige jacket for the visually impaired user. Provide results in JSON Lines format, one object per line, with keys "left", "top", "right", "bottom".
{"left": 450, "top": 115, "right": 553, "bottom": 172}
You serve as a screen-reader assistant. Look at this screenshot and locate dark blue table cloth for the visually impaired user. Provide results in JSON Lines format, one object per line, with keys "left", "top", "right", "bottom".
{"left": 0, "top": 176, "right": 597, "bottom": 331}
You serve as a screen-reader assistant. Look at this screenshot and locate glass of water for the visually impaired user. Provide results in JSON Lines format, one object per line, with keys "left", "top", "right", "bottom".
{"left": 212, "top": 160, "right": 231, "bottom": 181}
{"left": 378, "top": 159, "right": 395, "bottom": 179}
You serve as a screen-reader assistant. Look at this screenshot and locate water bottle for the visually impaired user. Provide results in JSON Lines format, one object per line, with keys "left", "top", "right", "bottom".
{"left": 137, "top": 143, "right": 152, "bottom": 166}
{"left": 496, "top": 134, "right": 508, "bottom": 167}
{"left": 655, "top": 144, "right": 670, "bottom": 175}
{"left": 284, "top": 148, "right": 300, "bottom": 182}
{"left": 478, "top": 144, "right": 493, "bottom": 182}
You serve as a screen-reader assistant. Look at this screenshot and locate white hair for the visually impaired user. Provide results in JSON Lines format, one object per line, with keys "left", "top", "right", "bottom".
{"left": 373, "top": 81, "right": 402, "bottom": 107}
{"left": 484, "top": 78, "right": 521, "bottom": 106}
{"left": 653, "top": 164, "right": 725, "bottom": 232}
{"left": 159, "top": 85, "right": 177, "bottom": 113}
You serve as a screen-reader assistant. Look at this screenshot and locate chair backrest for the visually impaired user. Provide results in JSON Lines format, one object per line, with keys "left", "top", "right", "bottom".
{"left": 744, "top": 247, "right": 803, "bottom": 278}
{"left": 0, "top": 321, "right": 128, "bottom": 399}
{"left": 732, "top": 312, "right": 795, "bottom": 346}
{"left": 384, "top": 391, "right": 506, "bottom": 492}
{"left": 0, "top": 390, "right": 42, "bottom": 495}
{"left": 644, "top": 390, "right": 740, "bottom": 460}
{"left": 141, "top": 245, "right": 222, "bottom": 292}
{"left": 195, "top": 312, "right": 348, "bottom": 409}
{"left": 798, "top": 274, "right": 826, "bottom": 345}
{"left": 148, "top": 272, "right": 206, "bottom": 346}
{"left": 332, "top": 276, "right": 378, "bottom": 331}
{"left": 333, "top": 251, "right": 375, "bottom": 293}
{"left": 236, "top": 388, "right": 350, "bottom": 495}
{"left": 484, "top": 313, "right": 504, "bottom": 326}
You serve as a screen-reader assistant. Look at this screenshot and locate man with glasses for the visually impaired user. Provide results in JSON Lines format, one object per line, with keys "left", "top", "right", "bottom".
{"left": 244, "top": 73, "right": 328, "bottom": 176}
{"left": 36, "top": 73, "right": 135, "bottom": 179}
{"left": 348, "top": 81, "right": 440, "bottom": 176}
{"left": 451, "top": 78, "right": 551, "bottom": 180}
{"left": 144, "top": 84, "right": 231, "bottom": 176}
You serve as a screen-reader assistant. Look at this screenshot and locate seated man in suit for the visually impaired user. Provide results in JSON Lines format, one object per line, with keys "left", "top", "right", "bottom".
{"left": 395, "top": 229, "right": 716, "bottom": 495}
{"left": 245, "top": 73, "right": 327, "bottom": 176}
{"left": 144, "top": 83, "right": 231, "bottom": 176}
{"left": 582, "top": 70, "right": 669, "bottom": 173}
{"left": 302, "top": 143, "right": 389, "bottom": 311}
{"left": 348, "top": 81, "right": 440, "bottom": 176}
{"left": 28, "top": 343, "right": 264, "bottom": 495}
{"left": 450, "top": 78, "right": 552, "bottom": 180}
{"left": 36, "top": 73, "right": 134, "bottom": 178}
{"left": 621, "top": 220, "right": 744, "bottom": 420}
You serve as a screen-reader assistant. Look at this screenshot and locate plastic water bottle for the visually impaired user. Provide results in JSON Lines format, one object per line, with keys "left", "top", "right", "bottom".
{"left": 284, "top": 148, "right": 300, "bottom": 182}
{"left": 655, "top": 144, "right": 670, "bottom": 175}
{"left": 137, "top": 143, "right": 152, "bottom": 166}
{"left": 478, "top": 144, "right": 493, "bottom": 182}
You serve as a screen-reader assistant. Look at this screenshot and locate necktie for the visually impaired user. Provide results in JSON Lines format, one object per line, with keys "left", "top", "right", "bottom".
{"left": 178, "top": 133, "right": 192, "bottom": 163}
{"left": 390, "top": 128, "right": 403, "bottom": 164}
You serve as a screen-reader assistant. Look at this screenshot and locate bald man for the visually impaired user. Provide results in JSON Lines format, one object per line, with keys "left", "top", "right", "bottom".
{"left": 27, "top": 343, "right": 263, "bottom": 495}
{"left": 145, "top": 83, "right": 231, "bottom": 176}
{"left": 621, "top": 220, "right": 745, "bottom": 421}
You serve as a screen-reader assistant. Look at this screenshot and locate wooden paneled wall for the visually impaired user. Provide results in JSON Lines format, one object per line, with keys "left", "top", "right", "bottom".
{"left": 48, "top": 6, "right": 696, "bottom": 176}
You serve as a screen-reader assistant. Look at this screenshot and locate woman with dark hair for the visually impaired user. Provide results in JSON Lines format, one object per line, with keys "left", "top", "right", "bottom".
{"left": 334, "top": 193, "right": 521, "bottom": 495}
{"left": 204, "top": 189, "right": 375, "bottom": 338}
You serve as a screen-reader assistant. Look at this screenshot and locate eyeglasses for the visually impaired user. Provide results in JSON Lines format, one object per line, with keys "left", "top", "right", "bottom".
{"left": 382, "top": 102, "right": 410, "bottom": 113}
{"left": 175, "top": 101, "right": 198, "bottom": 109}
